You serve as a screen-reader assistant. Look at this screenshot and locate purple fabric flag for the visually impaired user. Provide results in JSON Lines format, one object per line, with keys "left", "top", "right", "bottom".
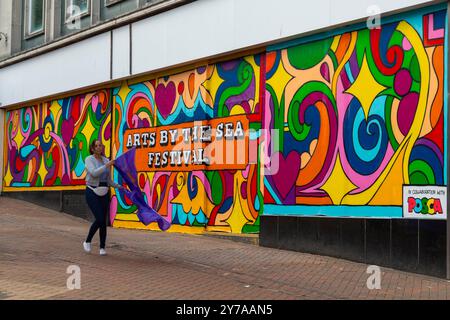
{"left": 113, "top": 147, "right": 171, "bottom": 231}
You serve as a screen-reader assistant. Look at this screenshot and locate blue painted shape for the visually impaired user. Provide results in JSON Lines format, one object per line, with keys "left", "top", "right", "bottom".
{"left": 264, "top": 205, "right": 403, "bottom": 218}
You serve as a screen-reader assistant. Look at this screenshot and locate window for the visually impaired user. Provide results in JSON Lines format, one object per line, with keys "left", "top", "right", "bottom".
{"left": 25, "top": 0, "right": 45, "bottom": 37}
{"left": 66, "top": 0, "right": 90, "bottom": 21}
{"left": 105, "top": 0, "right": 124, "bottom": 6}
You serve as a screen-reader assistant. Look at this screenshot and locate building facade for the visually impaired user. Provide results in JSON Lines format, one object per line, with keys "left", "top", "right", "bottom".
{"left": 0, "top": 0, "right": 448, "bottom": 278}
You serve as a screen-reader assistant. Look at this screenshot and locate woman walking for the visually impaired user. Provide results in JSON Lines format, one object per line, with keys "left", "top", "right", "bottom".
{"left": 83, "top": 139, "right": 122, "bottom": 255}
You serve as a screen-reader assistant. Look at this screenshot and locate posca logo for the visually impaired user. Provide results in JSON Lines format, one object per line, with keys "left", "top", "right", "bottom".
{"left": 403, "top": 186, "right": 446, "bottom": 220}
{"left": 407, "top": 197, "right": 443, "bottom": 215}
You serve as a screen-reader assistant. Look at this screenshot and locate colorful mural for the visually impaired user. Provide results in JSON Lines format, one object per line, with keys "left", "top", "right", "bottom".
{"left": 263, "top": 9, "right": 447, "bottom": 217}
{"left": 3, "top": 90, "right": 112, "bottom": 188}
{"left": 111, "top": 55, "right": 264, "bottom": 233}
{"left": 2, "top": 5, "right": 447, "bottom": 230}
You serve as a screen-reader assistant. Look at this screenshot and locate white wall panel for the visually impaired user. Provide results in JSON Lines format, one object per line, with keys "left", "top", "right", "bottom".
{"left": 329, "top": 0, "right": 436, "bottom": 26}
{"left": 112, "top": 26, "right": 130, "bottom": 79}
{"left": 0, "top": 0, "right": 437, "bottom": 107}
{"left": 132, "top": 0, "right": 436, "bottom": 75}
{"left": 0, "top": 33, "right": 111, "bottom": 107}
{"left": 132, "top": 12, "right": 168, "bottom": 74}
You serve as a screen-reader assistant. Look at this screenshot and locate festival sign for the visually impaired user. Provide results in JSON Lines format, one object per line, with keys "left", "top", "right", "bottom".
{"left": 124, "top": 115, "right": 250, "bottom": 172}
{"left": 403, "top": 185, "right": 447, "bottom": 220}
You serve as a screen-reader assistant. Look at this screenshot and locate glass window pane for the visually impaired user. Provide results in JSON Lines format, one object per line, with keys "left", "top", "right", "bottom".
{"left": 71, "top": 0, "right": 88, "bottom": 14}
{"left": 29, "top": 0, "right": 44, "bottom": 34}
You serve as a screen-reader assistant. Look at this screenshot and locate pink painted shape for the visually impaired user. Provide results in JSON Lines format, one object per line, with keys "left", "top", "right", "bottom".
{"left": 91, "top": 95, "right": 99, "bottom": 112}
{"left": 242, "top": 164, "right": 251, "bottom": 179}
{"left": 109, "top": 195, "right": 118, "bottom": 225}
{"left": 428, "top": 14, "right": 445, "bottom": 39}
{"left": 263, "top": 90, "right": 273, "bottom": 165}
{"left": 271, "top": 151, "right": 301, "bottom": 199}
{"left": 402, "top": 37, "right": 412, "bottom": 51}
{"left": 166, "top": 186, "right": 174, "bottom": 223}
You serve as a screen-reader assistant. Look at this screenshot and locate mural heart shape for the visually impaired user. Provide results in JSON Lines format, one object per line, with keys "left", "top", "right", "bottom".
{"left": 270, "top": 151, "right": 301, "bottom": 200}
{"left": 155, "top": 82, "right": 176, "bottom": 120}
{"left": 61, "top": 118, "right": 74, "bottom": 146}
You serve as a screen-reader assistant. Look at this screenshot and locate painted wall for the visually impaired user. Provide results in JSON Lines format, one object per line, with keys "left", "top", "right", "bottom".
{"left": 3, "top": 90, "right": 112, "bottom": 189}
{"left": 263, "top": 5, "right": 447, "bottom": 218}
{"left": 110, "top": 54, "right": 263, "bottom": 233}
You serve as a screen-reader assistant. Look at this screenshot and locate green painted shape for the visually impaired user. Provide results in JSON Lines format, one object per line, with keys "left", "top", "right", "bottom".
{"left": 250, "top": 122, "right": 261, "bottom": 130}
{"left": 192, "top": 220, "right": 205, "bottom": 227}
{"left": 287, "top": 37, "right": 333, "bottom": 70}
{"left": 36, "top": 175, "right": 42, "bottom": 187}
{"left": 217, "top": 61, "right": 254, "bottom": 117}
{"left": 242, "top": 224, "right": 260, "bottom": 234}
{"left": 409, "top": 160, "right": 435, "bottom": 185}
{"left": 409, "top": 55, "right": 421, "bottom": 82}
{"left": 209, "top": 171, "right": 223, "bottom": 205}
{"left": 328, "top": 50, "right": 338, "bottom": 70}
{"left": 242, "top": 215, "right": 260, "bottom": 234}
{"left": 288, "top": 81, "right": 335, "bottom": 142}
{"left": 384, "top": 96, "right": 399, "bottom": 150}
{"left": 266, "top": 84, "right": 283, "bottom": 153}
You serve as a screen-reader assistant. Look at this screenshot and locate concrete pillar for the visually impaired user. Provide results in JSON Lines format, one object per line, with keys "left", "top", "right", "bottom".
{"left": 0, "top": 0, "right": 13, "bottom": 59}
{"left": 52, "top": 0, "right": 62, "bottom": 39}
{"left": 91, "top": 0, "right": 101, "bottom": 26}
{"left": 45, "top": 0, "right": 61, "bottom": 42}
{"left": 10, "top": 0, "right": 22, "bottom": 55}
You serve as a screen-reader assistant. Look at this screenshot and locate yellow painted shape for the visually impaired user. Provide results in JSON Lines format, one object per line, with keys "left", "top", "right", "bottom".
{"left": 3, "top": 165, "right": 13, "bottom": 186}
{"left": 330, "top": 35, "right": 341, "bottom": 52}
{"left": 13, "top": 126, "right": 25, "bottom": 149}
{"left": 204, "top": 65, "right": 224, "bottom": 103}
{"left": 80, "top": 115, "right": 96, "bottom": 143}
{"left": 37, "top": 155, "right": 49, "bottom": 183}
{"left": 230, "top": 105, "right": 246, "bottom": 115}
{"left": 3, "top": 185, "right": 86, "bottom": 192}
{"left": 113, "top": 220, "right": 205, "bottom": 234}
{"left": 115, "top": 213, "right": 140, "bottom": 222}
{"left": 43, "top": 122, "right": 52, "bottom": 143}
{"left": 116, "top": 82, "right": 132, "bottom": 105}
{"left": 320, "top": 153, "right": 357, "bottom": 204}
{"left": 419, "top": 47, "right": 438, "bottom": 137}
{"left": 332, "top": 31, "right": 357, "bottom": 97}
{"left": 266, "top": 56, "right": 293, "bottom": 105}
{"left": 49, "top": 101, "right": 61, "bottom": 125}
{"left": 345, "top": 54, "right": 387, "bottom": 120}
{"left": 224, "top": 179, "right": 252, "bottom": 233}
{"left": 369, "top": 146, "right": 407, "bottom": 205}
{"left": 171, "top": 173, "right": 214, "bottom": 217}
{"left": 205, "top": 226, "right": 231, "bottom": 233}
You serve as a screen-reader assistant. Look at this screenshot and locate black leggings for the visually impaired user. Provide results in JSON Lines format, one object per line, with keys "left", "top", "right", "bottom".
{"left": 85, "top": 187, "right": 109, "bottom": 249}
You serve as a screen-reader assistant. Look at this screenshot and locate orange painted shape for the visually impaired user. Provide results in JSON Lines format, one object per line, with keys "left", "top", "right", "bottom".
{"left": 430, "top": 45, "right": 444, "bottom": 128}
{"left": 296, "top": 101, "right": 330, "bottom": 186}
{"left": 125, "top": 115, "right": 250, "bottom": 172}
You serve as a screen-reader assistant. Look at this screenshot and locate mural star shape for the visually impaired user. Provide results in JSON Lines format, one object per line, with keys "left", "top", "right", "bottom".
{"left": 345, "top": 53, "right": 386, "bottom": 120}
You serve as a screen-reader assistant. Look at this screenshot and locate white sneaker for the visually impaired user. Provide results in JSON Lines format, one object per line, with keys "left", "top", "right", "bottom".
{"left": 99, "top": 248, "right": 107, "bottom": 256}
{"left": 83, "top": 242, "right": 91, "bottom": 253}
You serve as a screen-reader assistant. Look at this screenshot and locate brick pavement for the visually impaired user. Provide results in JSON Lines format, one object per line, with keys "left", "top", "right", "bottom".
{"left": 1, "top": 196, "right": 450, "bottom": 300}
